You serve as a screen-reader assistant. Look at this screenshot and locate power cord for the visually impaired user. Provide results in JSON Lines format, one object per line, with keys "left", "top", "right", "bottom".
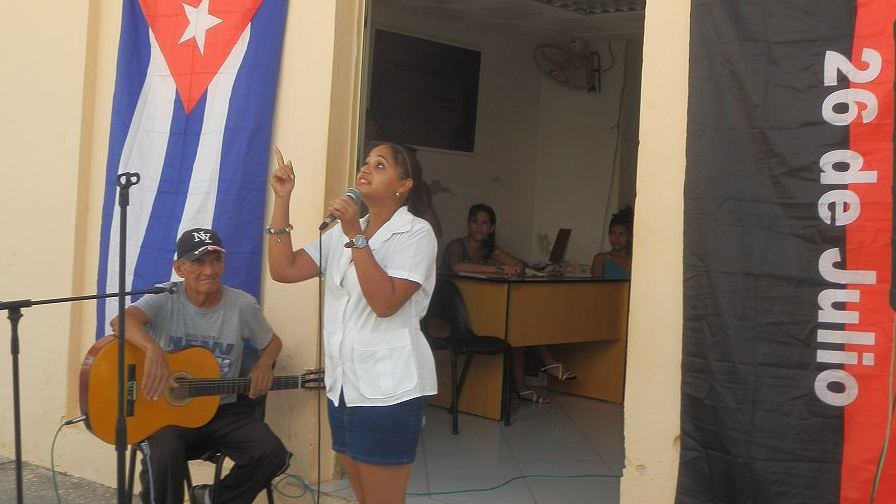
{"left": 405, "top": 473, "right": 620, "bottom": 497}
{"left": 318, "top": 472, "right": 621, "bottom": 500}
{"left": 272, "top": 472, "right": 318, "bottom": 502}
{"left": 316, "top": 229, "right": 325, "bottom": 502}
{"left": 50, "top": 415, "right": 86, "bottom": 504}
{"left": 869, "top": 317, "right": 896, "bottom": 503}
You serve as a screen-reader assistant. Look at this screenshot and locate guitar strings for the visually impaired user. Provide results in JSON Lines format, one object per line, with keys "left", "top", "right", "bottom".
{"left": 138, "top": 377, "right": 302, "bottom": 397}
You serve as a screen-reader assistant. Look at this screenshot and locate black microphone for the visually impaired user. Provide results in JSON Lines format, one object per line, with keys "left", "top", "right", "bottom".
{"left": 319, "top": 187, "right": 361, "bottom": 230}
{"left": 145, "top": 283, "right": 178, "bottom": 295}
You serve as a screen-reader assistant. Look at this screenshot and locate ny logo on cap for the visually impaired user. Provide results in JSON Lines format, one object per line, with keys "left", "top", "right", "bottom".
{"left": 193, "top": 231, "right": 212, "bottom": 243}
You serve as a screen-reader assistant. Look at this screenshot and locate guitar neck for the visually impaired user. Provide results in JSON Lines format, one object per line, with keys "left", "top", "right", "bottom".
{"left": 180, "top": 376, "right": 300, "bottom": 398}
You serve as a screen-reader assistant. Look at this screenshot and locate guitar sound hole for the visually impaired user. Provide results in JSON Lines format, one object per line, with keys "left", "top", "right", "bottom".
{"left": 165, "top": 373, "right": 193, "bottom": 406}
{"left": 169, "top": 383, "right": 188, "bottom": 401}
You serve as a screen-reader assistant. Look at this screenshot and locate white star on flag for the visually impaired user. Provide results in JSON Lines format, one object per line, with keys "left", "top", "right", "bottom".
{"left": 178, "top": 0, "right": 222, "bottom": 55}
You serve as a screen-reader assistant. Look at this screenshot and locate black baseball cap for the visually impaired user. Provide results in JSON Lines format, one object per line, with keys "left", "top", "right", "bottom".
{"left": 176, "top": 228, "right": 226, "bottom": 261}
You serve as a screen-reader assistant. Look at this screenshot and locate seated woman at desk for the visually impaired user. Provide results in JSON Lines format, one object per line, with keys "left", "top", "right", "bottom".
{"left": 442, "top": 203, "right": 575, "bottom": 403}
{"left": 441, "top": 203, "right": 524, "bottom": 275}
{"left": 591, "top": 205, "right": 633, "bottom": 279}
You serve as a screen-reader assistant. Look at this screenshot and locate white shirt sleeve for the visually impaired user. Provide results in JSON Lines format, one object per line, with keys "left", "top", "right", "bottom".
{"left": 382, "top": 221, "right": 437, "bottom": 284}
{"left": 302, "top": 226, "right": 341, "bottom": 274}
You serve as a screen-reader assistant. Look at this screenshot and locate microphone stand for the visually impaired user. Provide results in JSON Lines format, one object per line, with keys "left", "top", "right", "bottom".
{"left": 0, "top": 286, "right": 167, "bottom": 504}
{"left": 114, "top": 172, "right": 139, "bottom": 504}
{"left": 0, "top": 172, "right": 146, "bottom": 504}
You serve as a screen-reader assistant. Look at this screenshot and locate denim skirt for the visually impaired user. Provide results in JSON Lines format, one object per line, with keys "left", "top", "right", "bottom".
{"left": 327, "top": 392, "right": 426, "bottom": 466}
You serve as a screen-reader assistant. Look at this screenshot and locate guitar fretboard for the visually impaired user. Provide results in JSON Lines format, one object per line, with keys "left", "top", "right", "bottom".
{"left": 175, "top": 376, "right": 301, "bottom": 397}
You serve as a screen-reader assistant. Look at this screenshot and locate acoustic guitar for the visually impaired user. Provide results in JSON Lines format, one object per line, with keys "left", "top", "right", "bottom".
{"left": 79, "top": 335, "right": 323, "bottom": 445}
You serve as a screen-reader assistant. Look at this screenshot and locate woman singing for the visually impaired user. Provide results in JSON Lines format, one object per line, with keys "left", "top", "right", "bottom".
{"left": 268, "top": 143, "right": 437, "bottom": 504}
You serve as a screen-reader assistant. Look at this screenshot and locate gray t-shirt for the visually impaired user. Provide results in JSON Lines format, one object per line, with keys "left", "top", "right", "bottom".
{"left": 132, "top": 281, "right": 274, "bottom": 404}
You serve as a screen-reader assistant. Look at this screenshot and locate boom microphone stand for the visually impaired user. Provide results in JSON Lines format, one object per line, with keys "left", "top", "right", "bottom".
{"left": 0, "top": 172, "right": 147, "bottom": 504}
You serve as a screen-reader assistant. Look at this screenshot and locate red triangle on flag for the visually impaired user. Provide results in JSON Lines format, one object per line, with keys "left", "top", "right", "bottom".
{"left": 138, "top": 0, "right": 263, "bottom": 114}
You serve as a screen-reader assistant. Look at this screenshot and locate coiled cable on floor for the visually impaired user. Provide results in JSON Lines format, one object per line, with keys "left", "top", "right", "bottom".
{"left": 272, "top": 472, "right": 318, "bottom": 502}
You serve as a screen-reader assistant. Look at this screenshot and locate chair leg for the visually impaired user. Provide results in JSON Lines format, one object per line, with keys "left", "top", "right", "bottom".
{"left": 126, "top": 445, "right": 139, "bottom": 504}
{"left": 210, "top": 455, "right": 225, "bottom": 504}
{"left": 184, "top": 459, "right": 194, "bottom": 496}
{"left": 450, "top": 351, "right": 459, "bottom": 435}
{"left": 502, "top": 350, "right": 511, "bottom": 427}
{"left": 457, "top": 354, "right": 474, "bottom": 397}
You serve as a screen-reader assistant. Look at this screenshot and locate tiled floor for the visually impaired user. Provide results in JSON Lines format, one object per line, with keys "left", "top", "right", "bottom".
{"left": 319, "top": 391, "right": 623, "bottom": 504}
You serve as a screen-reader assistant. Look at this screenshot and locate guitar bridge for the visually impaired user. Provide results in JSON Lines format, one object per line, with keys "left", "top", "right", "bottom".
{"left": 126, "top": 363, "right": 137, "bottom": 417}
{"left": 300, "top": 368, "right": 325, "bottom": 389}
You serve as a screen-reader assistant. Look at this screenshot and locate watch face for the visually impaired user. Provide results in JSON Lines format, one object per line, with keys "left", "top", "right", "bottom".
{"left": 353, "top": 235, "right": 368, "bottom": 248}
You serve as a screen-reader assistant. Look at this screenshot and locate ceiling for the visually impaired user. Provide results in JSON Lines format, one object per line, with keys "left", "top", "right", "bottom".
{"left": 372, "top": 0, "right": 646, "bottom": 41}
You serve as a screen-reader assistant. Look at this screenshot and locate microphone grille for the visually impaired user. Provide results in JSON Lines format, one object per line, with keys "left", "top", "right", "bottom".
{"left": 345, "top": 187, "right": 361, "bottom": 203}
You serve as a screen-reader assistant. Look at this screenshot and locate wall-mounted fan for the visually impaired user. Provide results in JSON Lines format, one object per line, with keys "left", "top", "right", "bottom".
{"left": 533, "top": 44, "right": 600, "bottom": 93}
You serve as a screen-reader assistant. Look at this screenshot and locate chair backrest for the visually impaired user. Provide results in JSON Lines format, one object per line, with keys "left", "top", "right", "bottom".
{"left": 422, "top": 278, "right": 476, "bottom": 341}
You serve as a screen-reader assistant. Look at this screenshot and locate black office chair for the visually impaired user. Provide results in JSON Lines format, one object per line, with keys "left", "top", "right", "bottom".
{"left": 421, "top": 278, "right": 512, "bottom": 434}
{"left": 126, "top": 348, "right": 275, "bottom": 504}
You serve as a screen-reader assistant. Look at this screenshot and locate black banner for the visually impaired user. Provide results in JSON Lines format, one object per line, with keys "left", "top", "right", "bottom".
{"left": 679, "top": 1, "right": 862, "bottom": 502}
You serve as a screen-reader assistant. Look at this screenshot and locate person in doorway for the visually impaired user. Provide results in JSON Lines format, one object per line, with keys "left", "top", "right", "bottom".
{"left": 268, "top": 143, "right": 438, "bottom": 504}
{"left": 591, "top": 205, "right": 634, "bottom": 279}
{"left": 112, "top": 227, "right": 291, "bottom": 504}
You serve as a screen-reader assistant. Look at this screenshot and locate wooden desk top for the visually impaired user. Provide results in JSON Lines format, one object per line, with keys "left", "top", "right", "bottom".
{"left": 440, "top": 272, "right": 630, "bottom": 284}
{"left": 444, "top": 274, "right": 630, "bottom": 346}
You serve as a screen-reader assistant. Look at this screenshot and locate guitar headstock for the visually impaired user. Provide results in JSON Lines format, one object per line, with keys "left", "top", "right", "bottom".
{"left": 300, "top": 368, "right": 324, "bottom": 390}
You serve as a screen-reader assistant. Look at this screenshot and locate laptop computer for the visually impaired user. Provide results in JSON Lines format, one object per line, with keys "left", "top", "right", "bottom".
{"left": 548, "top": 228, "right": 571, "bottom": 264}
{"left": 527, "top": 228, "right": 572, "bottom": 275}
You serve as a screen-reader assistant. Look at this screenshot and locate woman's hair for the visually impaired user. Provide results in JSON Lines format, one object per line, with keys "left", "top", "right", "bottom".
{"left": 609, "top": 205, "right": 634, "bottom": 233}
{"left": 382, "top": 143, "right": 429, "bottom": 218}
{"left": 467, "top": 203, "right": 497, "bottom": 259}
{"left": 609, "top": 205, "right": 634, "bottom": 253}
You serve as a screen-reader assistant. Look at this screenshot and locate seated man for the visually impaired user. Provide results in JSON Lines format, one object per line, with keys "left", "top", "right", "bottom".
{"left": 112, "top": 227, "right": 291, "bottom": 504}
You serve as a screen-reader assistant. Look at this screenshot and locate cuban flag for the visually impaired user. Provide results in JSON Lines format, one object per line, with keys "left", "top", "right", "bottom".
{"left": 96, "top": 0, "right": 288, "bottom": 337}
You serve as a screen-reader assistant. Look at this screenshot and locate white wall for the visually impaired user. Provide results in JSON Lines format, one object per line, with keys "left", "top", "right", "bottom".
{"left": 531, "top": 63, "right": 626, "bottom": 263}
{"left": 619, "top": 0, "right": 690, "bottom": 501}
{"left": 369, "top": 4, "right": 635, "bottom": 266}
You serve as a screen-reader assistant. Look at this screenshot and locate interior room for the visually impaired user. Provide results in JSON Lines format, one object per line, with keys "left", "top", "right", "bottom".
{"left": 322, "top": 1, "right": 645, "bottom": 503}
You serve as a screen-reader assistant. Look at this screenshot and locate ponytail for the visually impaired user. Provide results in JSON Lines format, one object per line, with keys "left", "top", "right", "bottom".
{"left": 386, "top": 143, "right": 429, "bottom": 218}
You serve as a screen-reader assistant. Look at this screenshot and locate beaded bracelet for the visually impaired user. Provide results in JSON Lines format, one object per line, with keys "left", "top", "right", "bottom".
{"left": 265, "top": 224, "right": 293, "bottom": 242}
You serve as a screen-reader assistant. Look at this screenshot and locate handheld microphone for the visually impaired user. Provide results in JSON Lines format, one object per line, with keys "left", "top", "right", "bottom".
{"left": 319, "top": 187, "right": 361, "bottom": 230}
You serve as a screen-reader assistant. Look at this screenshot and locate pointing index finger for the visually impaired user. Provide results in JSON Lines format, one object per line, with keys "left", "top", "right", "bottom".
{"left": 273, "top": 146, "right": 285, "bottom": 168}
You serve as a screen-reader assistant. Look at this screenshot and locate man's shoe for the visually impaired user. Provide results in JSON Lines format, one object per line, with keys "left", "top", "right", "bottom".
{"left": 189, "top": 484, "right": 212, "bottom": 504}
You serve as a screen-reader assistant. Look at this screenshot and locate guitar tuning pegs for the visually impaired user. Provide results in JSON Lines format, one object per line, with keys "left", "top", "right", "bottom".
{"left": 300, "top": 368, "right": 325, "bottom": 389}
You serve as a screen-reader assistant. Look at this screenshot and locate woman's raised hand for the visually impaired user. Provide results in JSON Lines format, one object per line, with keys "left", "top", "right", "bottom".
{"left": 270, "top": 146, "right": 296, "bottom": 199}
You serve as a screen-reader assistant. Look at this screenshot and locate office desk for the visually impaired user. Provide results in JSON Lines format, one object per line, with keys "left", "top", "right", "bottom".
{"left": 429, "top": 274, "right": 630, "bottom": 419}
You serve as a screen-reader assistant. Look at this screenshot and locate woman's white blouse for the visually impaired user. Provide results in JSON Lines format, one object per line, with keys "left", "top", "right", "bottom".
{"left": 303, "top": 206, "right": 438, "bottom": 406}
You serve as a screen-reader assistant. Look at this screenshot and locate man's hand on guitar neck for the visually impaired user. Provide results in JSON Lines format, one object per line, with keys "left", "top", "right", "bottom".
{"left": 111, "top": 306, "right": 177, "bottom": 401}
{"left": 247, "top": 334, "right": 282, "bottom": 399}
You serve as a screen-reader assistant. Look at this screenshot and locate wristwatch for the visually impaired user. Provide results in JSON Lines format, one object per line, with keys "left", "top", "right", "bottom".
{"left": 351, "top": 235, "right": 368, "bottom": 249}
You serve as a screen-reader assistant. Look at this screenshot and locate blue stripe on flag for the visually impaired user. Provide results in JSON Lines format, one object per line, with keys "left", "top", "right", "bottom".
{"left": 214, "top": 0, "right": 288, "bottom": 301}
